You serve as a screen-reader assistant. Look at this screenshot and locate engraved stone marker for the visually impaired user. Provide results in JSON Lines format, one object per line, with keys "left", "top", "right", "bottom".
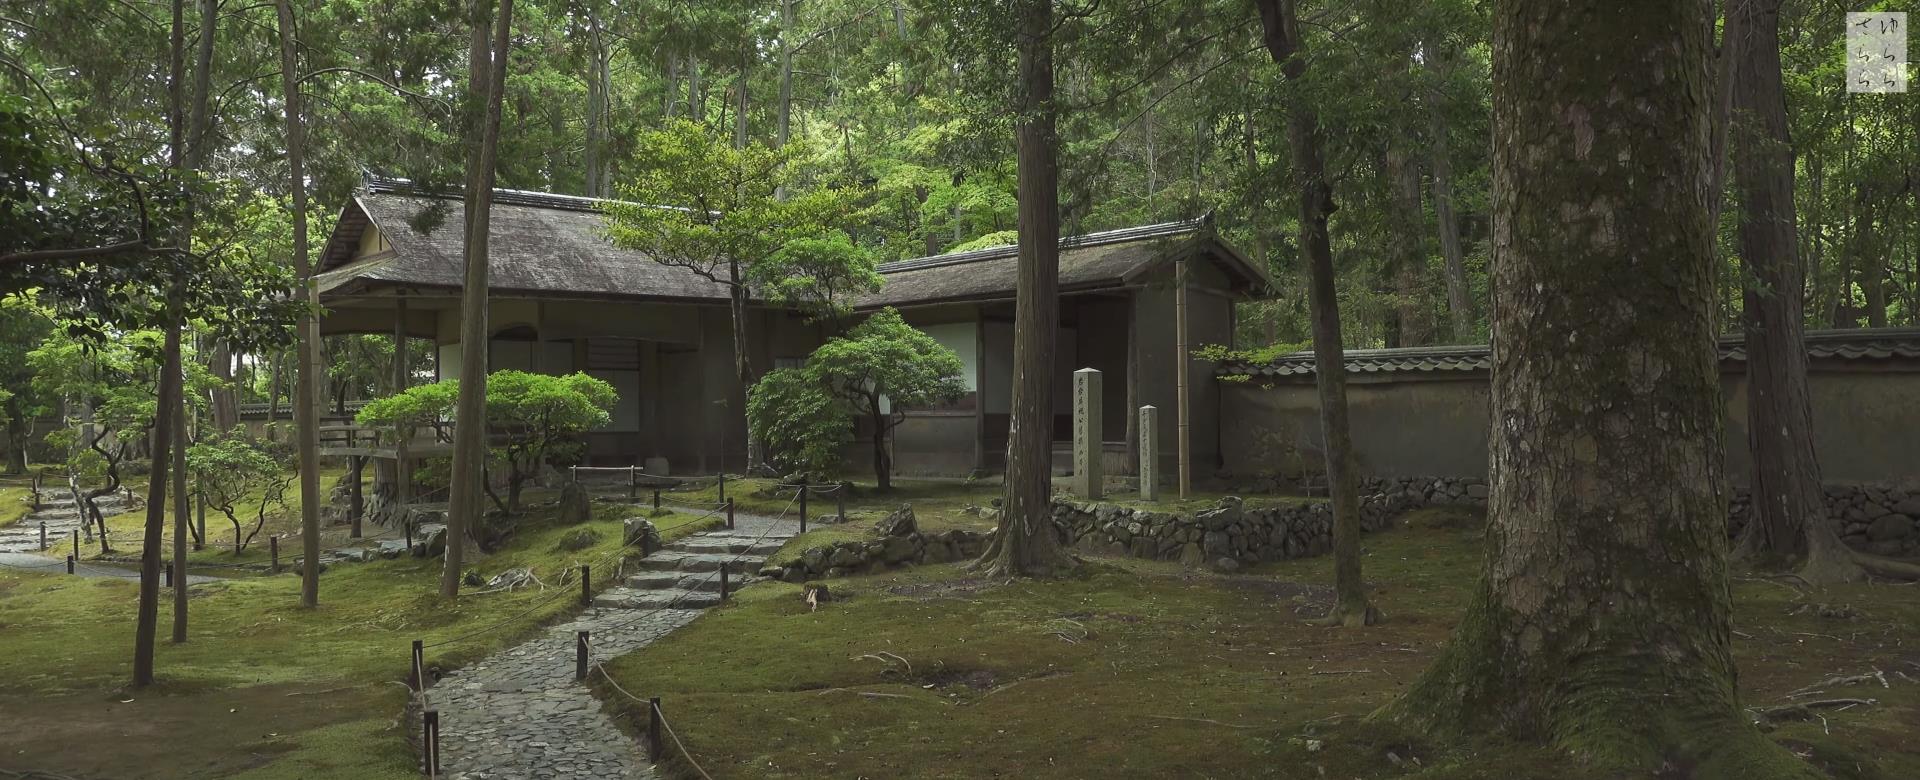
{"left": 1138, "top": 405, "right": 1158, "bottom": 501}
{"left": 1073, "top": 368, "right": 1103, "bottom": 499}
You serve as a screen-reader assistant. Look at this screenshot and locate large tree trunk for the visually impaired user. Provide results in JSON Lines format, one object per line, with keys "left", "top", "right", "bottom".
{"left": 973, "top": 0, "right": 1075, "bottom": 578}
{"left": 1382, "top": 1, "right": 1814, "bottom": 772}
{"left": 1729, "top": 0, "right": 1916, "bottom": 584}
{"left": 583, "top": 3, "right": 607, "bottom": 197}
{"left": 444, "top": 0, "right": 516, "bottom": 598}
{"left": 777, "top": 0, "right": 794, "bottom": 148}
{"left": 1424, "top": 47, "right": 1472, "bottom": 342}
{"left": 274, "top": 0, "right": 324, "bottom": 610}
{"left": 1255, "top": 0, "right": 1377, "bottom": 626}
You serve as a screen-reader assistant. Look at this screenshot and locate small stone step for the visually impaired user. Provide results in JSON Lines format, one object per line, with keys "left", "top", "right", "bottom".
{"left": 668, "top": 538, "right": 784, "bottom": 556}
{"left": 623, "top": 572, "right": 740, "bottom": 593}
{"left": 592, "top": 587, "right": 721, "bottom": 610}
{"left": 632, "top": 551, "right": 764, "bottom": 573}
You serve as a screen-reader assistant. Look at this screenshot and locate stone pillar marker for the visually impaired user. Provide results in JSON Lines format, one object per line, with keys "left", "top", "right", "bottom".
{"left": 1073, "top": 368, "right": 1103, "bottom": 499}
{"left": 1138, "top": 405, "right": 1158, "bottom": 501}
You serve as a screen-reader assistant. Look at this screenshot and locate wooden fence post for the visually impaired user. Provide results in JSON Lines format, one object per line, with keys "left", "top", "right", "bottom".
{"left": 411, "top": 639, "right": 425, "bottom": 691}
{"left": 647, "top": 698, "right": 662, "bottom": 759}
{"left": 580, "top": 564, "right": 592, "bottom": 606}
{"left": 726, "top": 498, "right": 735, "bottom": 530}
{"left": 270, "top": 536, "right": 280, "bottom": 573}
{"left": 576, "top": 630, "right": 590, "bottom": 681}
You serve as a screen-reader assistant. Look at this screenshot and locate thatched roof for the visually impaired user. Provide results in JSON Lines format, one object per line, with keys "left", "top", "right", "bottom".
{"left": 316, "top": 180, "right": 734, "bottom": 303}
{"left": 316, "top": 178, "right": 1268, "bottom": 307}
{"left": 860, "top": 219, "right": 1269, "bottom": 308}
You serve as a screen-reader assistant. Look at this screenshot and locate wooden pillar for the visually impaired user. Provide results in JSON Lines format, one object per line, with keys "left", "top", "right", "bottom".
{"left": 393, "top": 295, "right": 412, "bottom": 508}
{"left": 973, "top": 313, "right": 987, "bottom": 473}
{"left": 1124, "top": 296, "right": 1139, "bottom": 475}
{"left": 1175, "top": 259, "right": 1192, "bottom": 498}
{"left": 641, "top": 340, "right": 661, "bottom": 462}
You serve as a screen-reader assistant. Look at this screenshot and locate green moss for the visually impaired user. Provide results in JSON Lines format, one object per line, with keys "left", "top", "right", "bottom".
{"left": 0, "top": 485, "right": 32, "bottom": 528}
{"left": 0, "top": 494, "right": 715, "bottom": 779}
{"left": 600, "top": 518, "right": 1920, "bottom": 779}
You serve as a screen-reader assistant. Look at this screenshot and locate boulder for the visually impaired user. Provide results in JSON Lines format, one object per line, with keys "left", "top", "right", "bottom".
{"left": 557, "top": 480, "right": 592, "bottom": 525}
{"left": 1866, "top": 514, "right": 1914, "bottom": 542}
{"left": 556, "top": 528, "right": 601, "bottom": 552}
{"left": 801, "top": 547, "right": 830, "bottom": 573}
{"left": 1894, "top": 498, "right": 1920, "bottom": 517}
{"left": 622, "top": 518, "right": 660, "bottom": 549}
{"left": 416, "top": 525, "right": 448, "bottom": 558}
{"left": 1209, "top": 556, "right": 1240, "bottom": 573}
{"left": 1178, "top": 542, "right": 1205, "bottom": 567}
{"left": 827, "top": 546, "right": 863, "bottom": 569}
{"left": 876, "top": 504, "right": 918, "bottom": 537}
{"left": 1196, "top": 497, "right": 1244, "bottom": 531}
{"left": 881, "top": 534, "right": 920, "bottom": 564}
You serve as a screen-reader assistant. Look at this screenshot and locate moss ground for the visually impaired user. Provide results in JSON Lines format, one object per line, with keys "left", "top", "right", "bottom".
{"left": 0, "top": 487, "right": 718, "bottom": 780}
{"left": 0, "top": 485, "right": 33, "bottom": 528}
{"left": 599, "top": 506, "right": 1920, "bottom": 780}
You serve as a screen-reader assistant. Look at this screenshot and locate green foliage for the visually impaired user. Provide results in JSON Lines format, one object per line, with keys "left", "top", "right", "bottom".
{"left": 746, "top": 368, "right": 852, "bottom": 477}
{"left": 186, "top": 433, "right": 293, "bottom": 552}
{"left": 749, "top": 308, "right": 966, "bottom": 485}
{"left": 358, "top": 371, "right": 617, "bottom": 511}
{"left": 602, "top": 119, "right": 881, "bottom": 322}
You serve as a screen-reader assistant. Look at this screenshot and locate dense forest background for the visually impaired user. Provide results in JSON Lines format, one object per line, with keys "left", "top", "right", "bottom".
{"left": 5, "top": 0, "right": 1915, "bottom": 359}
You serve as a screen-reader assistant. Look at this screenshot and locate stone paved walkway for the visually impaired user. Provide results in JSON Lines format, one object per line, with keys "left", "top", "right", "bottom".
{"left": 0, "top": 493, "right": 136, "bottom": 554}
{"left": 426, "top": 512, "right": 798, "bottom": 780}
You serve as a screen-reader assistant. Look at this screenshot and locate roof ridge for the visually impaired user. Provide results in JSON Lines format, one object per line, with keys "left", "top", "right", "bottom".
{"left": 876, "top": 217, "right": 1210, "bottom": 275}
{"left": 363, "top": 174, "right": 626, "bottom": 214}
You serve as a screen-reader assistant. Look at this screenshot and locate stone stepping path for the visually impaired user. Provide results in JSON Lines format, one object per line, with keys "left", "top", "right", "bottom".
{"left": 426, "top": 512, "right": 798, "bottom": 780}
{"left": 0, "top": 493, "right": 136, "bottom": 555}
{"left": 0, "top": 551, "right": 224, "bottom": 584}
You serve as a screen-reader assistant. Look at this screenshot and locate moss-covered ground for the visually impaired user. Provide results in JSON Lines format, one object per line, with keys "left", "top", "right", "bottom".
{"left": 0, "top": 484, "right": 718, "bottom": 780}
{"left": 599, "top": 505, "right": 1920, "bottom": 779}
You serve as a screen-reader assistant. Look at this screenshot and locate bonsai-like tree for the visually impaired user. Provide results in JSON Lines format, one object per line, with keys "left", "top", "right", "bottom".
{"left": 358, "top": 370, "right": 616, "bottom": 514}
{"left": 749, "top": 309, "right": 966, "bottom": 490}
{"left": 746, "top": 368, "right": 853, "bottom": 480}
{"left": 30, "top": 330, "right": 214, "bottom": 552}
{"left": 186, "top": 434, "right": 292, "bottom": 554}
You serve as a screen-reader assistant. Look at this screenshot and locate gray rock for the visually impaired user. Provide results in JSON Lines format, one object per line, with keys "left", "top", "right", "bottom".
{"left": 876, "top": 504, "right": 918, "bottom": 537}
{"left": 881, "top": 534, "right": 920, "bottom": 564}
{"left": 622, "top": 518, "right": 658, "bottom": 549}
{"left": 1178, "top": 542, "right": 1205, "bottom": 567}
{"left": 1894, "top": 498, "right": 1920, "bottom": 517}
{"left": 1866, "top": 514, "right": 1914, "bottom": 542}
{"left": 556, "top": 480, "right": 591, "bottom": 525}
{"left": 1196, "top": 497, "right": 1244, "bottom": 531}
{"left": 1209, "top": 556, "right": 1240, "bottom": 573}
{"left": 827, "top": 546, "right": 863, "bottom": 569}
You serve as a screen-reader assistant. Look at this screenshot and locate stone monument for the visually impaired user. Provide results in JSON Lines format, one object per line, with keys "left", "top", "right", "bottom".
{"left": 1073, "top": 368, "right": 1103, "bottom": 499}
{"left": 1139, "top": 405, "right": 1158, "bottom": 501}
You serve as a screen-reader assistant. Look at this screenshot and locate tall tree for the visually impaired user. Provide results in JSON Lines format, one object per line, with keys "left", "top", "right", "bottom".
{"left": 444, "top": 0, "right": 517, "bottom": 597}
{"left": 971, "top": 0, "right": 1077, "bottom": 578}
{"left": 1253, "top": 0, "right": 1379, "bottom": 626}
{"left": 1728, "top": 0, "right": 1920, "bottom": 583}
{"left": 273, "top": 0, "right": 324, "bottom": 609}
{"left": 1383, "top": 0, "right": 1813, "bottom": 772}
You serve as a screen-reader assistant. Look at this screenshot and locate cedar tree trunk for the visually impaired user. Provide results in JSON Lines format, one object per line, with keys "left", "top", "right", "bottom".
{"left": 973, "top": 0, "right": 1076, "bottom": 578}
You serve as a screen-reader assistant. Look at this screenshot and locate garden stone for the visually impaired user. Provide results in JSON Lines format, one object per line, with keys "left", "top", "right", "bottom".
{"left": 876, "top": 504, "right": 918, "bottom": 537}
{"left": 557, "top": 480, "right": 592, "bottom": 525}
{"left": 556, "top": 528, "right": 601, "bottom": 552}
{"left": 1867, "top": 514, "right": 1914, "bottom": 542}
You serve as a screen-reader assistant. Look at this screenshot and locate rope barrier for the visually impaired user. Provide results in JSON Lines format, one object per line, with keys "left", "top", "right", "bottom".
{"left": 0, "top": 558, "right": 70, "bottom": 571}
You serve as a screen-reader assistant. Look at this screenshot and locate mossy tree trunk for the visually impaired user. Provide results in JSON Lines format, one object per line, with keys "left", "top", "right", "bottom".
{"left": 1382, "top": 1, "right": 1816, "bottom": 774}
{"left": 974, "top": 0, "right": 1075, "bottom": 579}
{"left": 1729, "top": 0, "right": 1920, "bottom": 584}
{"left": 1254, "top": 0, "right": 1377, "bottom": 627}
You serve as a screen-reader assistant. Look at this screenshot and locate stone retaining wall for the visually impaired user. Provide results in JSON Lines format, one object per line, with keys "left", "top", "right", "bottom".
{"left": 762, "top": 476, "right": 1918, "bottom": 583}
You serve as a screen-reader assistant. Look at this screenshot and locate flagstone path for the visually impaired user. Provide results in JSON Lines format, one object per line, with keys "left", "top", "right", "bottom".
{"left": 424, "top": 512, "right": 798, "bottom": 780}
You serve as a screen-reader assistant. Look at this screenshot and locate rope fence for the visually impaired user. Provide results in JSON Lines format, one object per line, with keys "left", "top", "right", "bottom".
{"left": 405, "top": 485, "right": 800, "bottom": 777}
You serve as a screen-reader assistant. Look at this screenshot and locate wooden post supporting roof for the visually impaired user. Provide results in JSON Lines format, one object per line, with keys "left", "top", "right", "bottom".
{"left": 393, "top": 295, "right": 412, "bottom": 507}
